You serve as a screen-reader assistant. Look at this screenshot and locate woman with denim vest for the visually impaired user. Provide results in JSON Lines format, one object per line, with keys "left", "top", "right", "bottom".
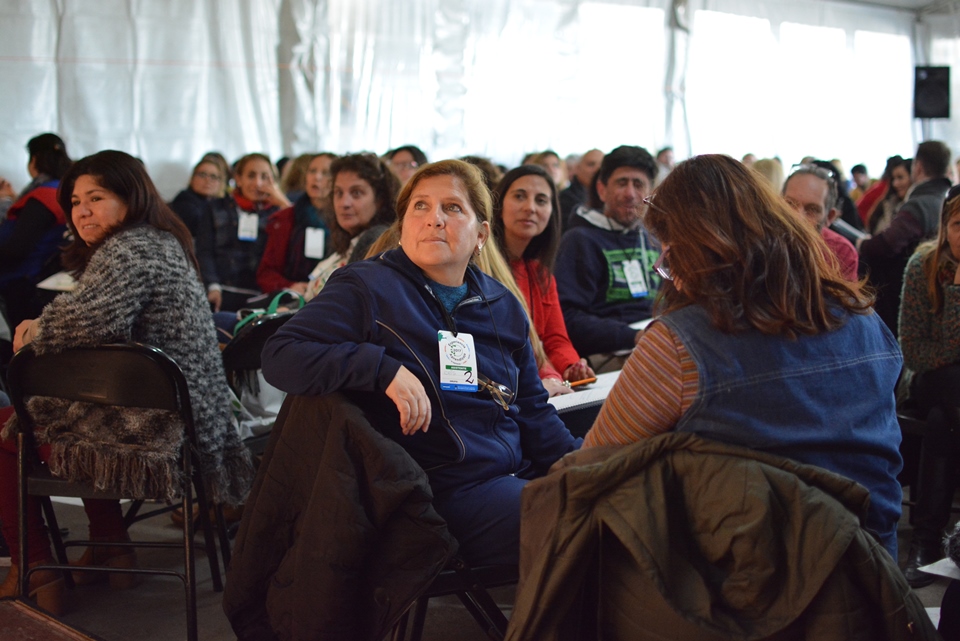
{"left": 584, "top": 154, "right": 904, "bottom": 559}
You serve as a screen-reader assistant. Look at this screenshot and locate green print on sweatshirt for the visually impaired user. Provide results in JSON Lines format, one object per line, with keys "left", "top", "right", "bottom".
{"left": 603, "top": 247, "right": 662, "bottom": 302}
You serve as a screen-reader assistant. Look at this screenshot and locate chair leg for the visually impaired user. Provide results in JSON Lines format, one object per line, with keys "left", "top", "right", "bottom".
{"left": 213, "top": 503, "right": 232, "bottom": 568}
{"left": 455, "top": 591, "right": 508, "bottom": 640}
{"left": 391, "top": 609, "right": 410, "bottom": 641}
{"left": 39, "top": 497, "right": 75, "bottom": 589}
{"left": 182, "top": 475, "right": 198, "bottom": 641}
{"left": 192, "top": 474, "right": 223, "bottom": 593}
{"left": 409, "top": 597, "right": 430, "bottom": 641}
{"left": 122, "top": 499, "right": 144, "bottom": 528}
{"left": 18, "top": 432, "right": 30, "bottom": 598}
{"left": 447, "top": 560, "right": 510, "bottom": 639}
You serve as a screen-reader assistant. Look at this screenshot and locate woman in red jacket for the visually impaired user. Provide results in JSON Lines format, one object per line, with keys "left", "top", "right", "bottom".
{"left": 492, "top": 165, "right": 593, "bottom": 396}
{"left": 256, "top": 152, "right": 337, "bottom": 295}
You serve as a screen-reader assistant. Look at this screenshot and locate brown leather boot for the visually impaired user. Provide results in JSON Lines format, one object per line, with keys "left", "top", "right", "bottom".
{"left": 70, "top": 537, "right": 139, "bottom": 589}
{"left": 0, "top": 560, "right": 66, "bottom": 616}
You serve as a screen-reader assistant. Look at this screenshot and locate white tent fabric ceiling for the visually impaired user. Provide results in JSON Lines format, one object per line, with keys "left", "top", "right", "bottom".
{"left": 0, "top": 0, "right": 956, "bottom": 197}
{"left": 851, "top": 0, "right": 956, "bottom": 12}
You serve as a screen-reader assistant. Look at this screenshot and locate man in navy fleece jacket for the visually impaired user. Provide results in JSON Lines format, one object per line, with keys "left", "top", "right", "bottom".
{"left": 555, "top": 145, "right": 663, "bottom": 357}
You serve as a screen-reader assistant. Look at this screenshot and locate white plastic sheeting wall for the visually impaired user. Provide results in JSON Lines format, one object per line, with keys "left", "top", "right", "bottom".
{"left": 0, "top": 0, "right": 951, "bottom": 199}
{"left": 683, "top": 0, "right": 919, "bottom": 171}
{"left": 923, "top": 6, "right": 960, "bottom": 155}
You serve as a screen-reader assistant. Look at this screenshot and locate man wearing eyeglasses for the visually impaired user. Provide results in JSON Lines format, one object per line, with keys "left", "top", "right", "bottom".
{"left": 782, "top": 165, "right": 859, "bottom": 281}
{"left": 858, "top": 140, "right": 952, "bottom": 336}
{"left": 555, "top": 145, "right": 663, "bottom": 358}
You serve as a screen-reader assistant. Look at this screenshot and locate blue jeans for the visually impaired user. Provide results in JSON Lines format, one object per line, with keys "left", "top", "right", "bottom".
{"left": 433, "top": 475, "right": 528, "bottom": 566}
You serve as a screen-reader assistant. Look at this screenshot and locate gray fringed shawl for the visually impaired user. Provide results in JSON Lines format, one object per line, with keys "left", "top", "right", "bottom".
{"left": 2, "top": 226, "right": 253, "bottom": 505}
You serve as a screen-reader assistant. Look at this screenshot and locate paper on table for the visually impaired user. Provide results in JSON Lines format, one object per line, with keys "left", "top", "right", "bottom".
{"left": 918, "top": 557, "right": 960, "bottom": 580}
{"left": 548, "top": 371, "right": 620, "bottom": 413}
{"left": 629, "top": 317, "right": 654, "bottom": 331}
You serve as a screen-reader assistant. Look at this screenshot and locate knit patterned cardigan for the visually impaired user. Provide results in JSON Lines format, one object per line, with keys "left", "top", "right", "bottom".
{"left": 899, "top": 250, "right": 960, "bottom": 374}
{"left": 3, "top": 225, "right": 253, "bottom": 505}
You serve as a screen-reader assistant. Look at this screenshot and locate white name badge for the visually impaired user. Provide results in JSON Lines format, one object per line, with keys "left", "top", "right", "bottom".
{"left": 237, "top": 211, "right": 259, "bottom": 241}
{"left": 623, "top": 259, "right": 648, "bottom": 297}
{"left": 304, "top": 227, "right": 326, "bottom": 259}
{"left": 438, "top": 330, "right": 479, "bottom": 392}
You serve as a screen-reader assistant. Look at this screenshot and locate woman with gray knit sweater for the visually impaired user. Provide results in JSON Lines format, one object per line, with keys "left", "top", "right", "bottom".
{"left": 0, "top": 150, "right": 254, "bottom": 614}
{"left": 899, "top": 185, "right": 960, "bottom": 588}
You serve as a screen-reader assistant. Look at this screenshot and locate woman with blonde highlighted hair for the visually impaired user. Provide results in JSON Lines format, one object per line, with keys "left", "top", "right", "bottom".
{"left": 263, "top": 159, "right": 578, "bottom": 565}
{"left": 585, "top": 154, "right": 904, "bottom": 559}
{"left": 750, "top": 157, "right": 784, "bottom": 192}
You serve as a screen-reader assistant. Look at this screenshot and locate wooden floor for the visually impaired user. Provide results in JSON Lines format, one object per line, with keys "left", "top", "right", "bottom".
{"left": 0, "top": 497, "right": 952, "bottom": 641}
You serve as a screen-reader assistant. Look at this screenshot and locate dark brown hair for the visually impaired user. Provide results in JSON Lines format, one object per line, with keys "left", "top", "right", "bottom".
{"left": 918, "top": 186, "right": 960, "bottom": 314}
{"left": 915, "top": 140, "right": 951, "bottom": 178}
{"left": 645, "top": 154, "right": 873, "bottom": 337}
{"left": 58, "top": 150, "right": 198, "bottom": 276}
{"left": 492, "top": 165, "right": 561, "bottom": 289}
{"left": 327, "top": 153, "right": 400, "bottom": 255}
{"left": 235, "top": 152, "right": 278, "bottom": 180}
{"left": 27, "top": 133, "right": 72, "bottom": 179}
{"left": 388, "top": 145, "right": 428, "bottom": 166}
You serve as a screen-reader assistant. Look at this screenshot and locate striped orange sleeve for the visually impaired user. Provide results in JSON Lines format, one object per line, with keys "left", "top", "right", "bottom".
{"left": 583, "top": 320, "right": 698, "bottom": 448}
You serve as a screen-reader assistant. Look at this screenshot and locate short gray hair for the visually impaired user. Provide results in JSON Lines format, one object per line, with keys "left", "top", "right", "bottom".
{"left": 784, "top": 164, "right": 838, "bottom": 214}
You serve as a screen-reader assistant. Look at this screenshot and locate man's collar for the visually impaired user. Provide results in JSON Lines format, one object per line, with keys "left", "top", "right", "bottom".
{"left": 605, "top": 214, "right": 643, "bottom": 232}
{"left": 577, "top": 207, "right": 641, "bottom": 232}
{"left": 905, "top": 177, "right": 929, "bottom": 200}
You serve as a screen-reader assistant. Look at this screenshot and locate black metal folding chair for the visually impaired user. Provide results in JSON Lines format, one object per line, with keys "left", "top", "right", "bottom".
{"left": 221, "top": 312, "right": 294, "bottom": 459}
{"left": 389, "top": 557, "right": 517, "bottom": 641}
{"left": 7, "top": 343, "right": 229, "bottom": 641}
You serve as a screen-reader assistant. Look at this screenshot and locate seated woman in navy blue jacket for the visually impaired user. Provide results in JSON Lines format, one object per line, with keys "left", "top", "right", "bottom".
{"left": 262, "top": 159, "right": 580, "bottom": 565}
{"left": 0, "top": 133, "right": 72, "bottom": 326}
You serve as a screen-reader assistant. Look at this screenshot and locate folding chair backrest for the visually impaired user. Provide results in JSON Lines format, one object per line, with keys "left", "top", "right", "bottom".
{"left": 221, "top": 312, "right": 294, "bottom": 376}
{"left": 8, "top": 343, "right": 193, "bottom": 437}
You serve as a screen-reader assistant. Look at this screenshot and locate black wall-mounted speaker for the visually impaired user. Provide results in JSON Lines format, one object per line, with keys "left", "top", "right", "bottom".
{"left": 914, "top": 66, "right": 950, "bottom": 119}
